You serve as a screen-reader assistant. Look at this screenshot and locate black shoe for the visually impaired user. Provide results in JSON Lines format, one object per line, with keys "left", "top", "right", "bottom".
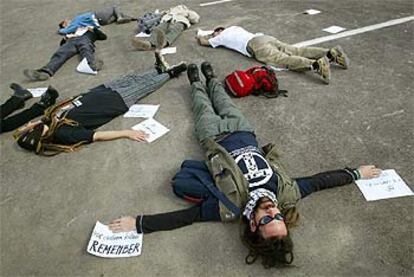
{"left": 38, "top": 86, "right": 59, "bottom": 108}
{"left": 201, "top": 62, "right": 216, "bottom": 82}
{"left": 167, "top": 62, "right": 187, "bottom": 78}
{"left": 23, "top": 69, "right": 50, "bottom": 82}
{"left": 154, "top": 50, "right": 169, "bottom": 73}
{"left": 187, "top": 64, "right": 200, "bottom": 84}
{"left": 10, "top": 83, "right": 32, "bottom": 100}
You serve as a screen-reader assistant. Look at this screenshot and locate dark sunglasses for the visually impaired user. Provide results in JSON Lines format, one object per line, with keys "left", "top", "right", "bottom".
{"left": 258, "top": 213, "right": 284, "bottom": 227}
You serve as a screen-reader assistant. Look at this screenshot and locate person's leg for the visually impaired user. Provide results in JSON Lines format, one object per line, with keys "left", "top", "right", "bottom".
{"left": 163, "top": 22, "right": 186, "bottom": 46}
{"left": 76, "top": 37, "right": 102, "bottom": 71}
{"left": 1, "top": 96, "right": 25, "bottom": 119}
{"left": 94, "top": 6, "right": 117, "bottom": 25}
{"left": 279, "top": 42, "right": 329, "bottom": 60}
{"left": 0, "top": 103, "right": 45, "bottom": 133}
{"left": 40, "top": 40, "right": 78, "bottom": 76}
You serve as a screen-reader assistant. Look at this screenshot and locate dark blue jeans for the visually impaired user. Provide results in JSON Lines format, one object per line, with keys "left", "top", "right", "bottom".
{"left": 41, "top": 35, "right": 96, "bottom": 76}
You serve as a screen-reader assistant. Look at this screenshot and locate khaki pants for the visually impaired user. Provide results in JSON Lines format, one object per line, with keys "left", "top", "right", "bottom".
{"left": 190, "top": 79, "right": 253, "bottom": 145}
{"left": 248, "top": 35, "right": 329, "bottom": 71}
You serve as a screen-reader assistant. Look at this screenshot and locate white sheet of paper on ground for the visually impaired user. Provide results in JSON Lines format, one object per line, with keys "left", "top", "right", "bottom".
{"left": 355, "top": 169, "right": 413, "bottom": 201}
{"left": 76, "top": 58, "right": 97, "bottom": 75}
{"left": 160, "top": 47, "right": 177, "bottom": 55}
{"left": 123, "top": 104, "right": 160, "bottom": 118}
{"left": 27, "top": 87, "right": 48, "bottom": 97}
{"left": 87, "top": 221, "right": 143, "bottom": 258}
{"left": 135, "top": 32, "right": 151, "bottom": 38}
{"left": 131, "top": 118, "right": 169, "bottom": 143}
{"left": 304, "top": 9, "right": 321, "bottom": 15}
{"left": 269, "top": 66, "right": 289, "bottom": 72}
{"left": 197, "top": 29, "right": 214, "bottom": 37}
{"left": 322, "top": 25, "right": 346, "bottom": 34}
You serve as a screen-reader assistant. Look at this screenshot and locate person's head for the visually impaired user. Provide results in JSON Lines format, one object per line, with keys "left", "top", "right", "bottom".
{"left": 58, "top": 19, "right": 70, "bottom": 29}
{"left": 212, "top": 26, "right": 225, "bottom": 37}
{"left": 14, "top": 121, "right": 48, "bottom": 153}
{"left": 240, "top": 197, "right": 294, "bottom": 268}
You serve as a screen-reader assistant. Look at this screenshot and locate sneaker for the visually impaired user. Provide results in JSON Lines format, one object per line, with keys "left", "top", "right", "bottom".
{"left": 23, "top": 69, "right": 50, "bottom": 82}
{"left": 131, "top": 38, "right": 152, "bottom": 51}
{"left": 154, "top": 50, "right": 170, "bottom": 73}
{"left": 316, "top": 56, "right": 331, "bottom": 84}
{"left": 90, "top": 59, "right": 104, "bottom": 71}
{"left": 187, "top": 64, "right": 200, "bottom": 84}
{"left": 10, "top": 83, "right": 32, "bottom": 100}
{"left": 38, "top": 86, "right": 59, "bottom": 108}
{"left": 201, "top": 62, "right": 216, "bottom": 81}
{"left": 152, "top": 27, "right": 166, "bottom": 50}
{"left": 330, "top": 45, "right": 349, "bottom": 69}
{"left": 167, "top": 62, "right": 187, "bottom": 78}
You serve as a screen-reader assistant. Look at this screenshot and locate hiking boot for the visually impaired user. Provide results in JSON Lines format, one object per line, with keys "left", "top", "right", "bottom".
{"left": 330, "top": 45, "right": 349, "bottom": 69}
{"left": 316, "top": 56, "right": 331, "bottom": 84}
{"left": 167, "top": 62, "right": 187, "bottom": 78}
{"left": 131, "top": 38, "right": 152, "bottom": 51}
{"left": 201, "top": 62, "right": 216, "bottom": 82}
{"left": 23, "top": 69, "right": 50, "bottom": 82}
{"left": 10, "top": 83, "right": 32, "bottom": 100}
{"left": 152, "top": 27, "right": 167, "bottom": 50}
{"left": 154, "top": 50, "right": 170, "bottom": 73}
{"left": 38, "top": 86, "right": 59, "bottom": 108}
{"left": 187, "top": 64, "right": 200, "bottom": 84}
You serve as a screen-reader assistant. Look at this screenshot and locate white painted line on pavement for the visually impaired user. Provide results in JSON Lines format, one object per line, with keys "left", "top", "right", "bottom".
{"left": 200, "top": 0, "right": 235, "bottom": 7}
{"left": 294, "top": 15, "right": 414, "bottom": 47}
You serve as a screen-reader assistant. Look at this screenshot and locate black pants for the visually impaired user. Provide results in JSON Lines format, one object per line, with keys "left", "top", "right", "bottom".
{"left": 0, "top": 97, "right": 45, "bottom": 133}
{"left": 41, "top": 35, "right": 96, "bottom": 76}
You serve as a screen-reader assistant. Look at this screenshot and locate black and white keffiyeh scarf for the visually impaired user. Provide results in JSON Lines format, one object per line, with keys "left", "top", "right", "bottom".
{"left": 242, "top": 188, "right": 278, "bottom": 220}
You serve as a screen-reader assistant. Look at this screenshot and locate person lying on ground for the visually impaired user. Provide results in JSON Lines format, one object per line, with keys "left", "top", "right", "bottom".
{"left": 197, "top": 26, "right": 350, "bottom": 84}
{"left": 108, "top": 62, "right": 381, "bottom": 268}
{"left": 132, "top": 5, "right": 200, "bottom": 51}
{"left": 15, "top": 53, "right": 187, "bottom": 155}
{"left": 1, "top": 84, "right": 58, "bottom": 133}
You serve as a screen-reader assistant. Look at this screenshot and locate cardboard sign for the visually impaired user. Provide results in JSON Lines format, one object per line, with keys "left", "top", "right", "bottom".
{"left": 27, "top": 87, "right": 48, "bottom": 97}
{"left": 124, "top": 104, "right": 160, "bottom": 118}
{"left": 131, "top": 118, "right": 169, "bottom": 143}
{"left": 87, "top": 221, "right": 142, "bottom": 258}
{"left": 77, "top": 58, "right": 97, "bottom": 75}
{"left": 355, "top": 169, "right": 413, "bottom": 201}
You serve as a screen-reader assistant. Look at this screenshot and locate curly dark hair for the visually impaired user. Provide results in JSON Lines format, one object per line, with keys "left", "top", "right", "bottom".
{"left": 240, "top": 218, "right": 294, "bottom": 268}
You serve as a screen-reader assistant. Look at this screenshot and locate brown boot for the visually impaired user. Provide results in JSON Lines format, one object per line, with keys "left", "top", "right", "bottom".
{"left": 131, "top": 38, "right": 152, "bottom": 51}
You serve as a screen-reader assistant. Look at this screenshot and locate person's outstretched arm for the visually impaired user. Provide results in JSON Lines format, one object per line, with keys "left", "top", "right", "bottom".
{"left": 295, "top": 165, "right": 382, "bottom": 198}
{"left": 109, "top": 205, "right": 205, "bottom": 234}
{"left": 93, "top": 129, "right": 148, "bottom": 142}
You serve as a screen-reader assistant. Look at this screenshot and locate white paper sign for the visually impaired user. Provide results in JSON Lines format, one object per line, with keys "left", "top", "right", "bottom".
{"left": 197, "top": 29, "right": 214, "bottom": 37}
{"left": 27, "top": 87, "right": 48, "bottom": 97}
{"left": 160, "top": 47, "right": 177, "bottom": 55}
{"left": 87, "top": 221, "right": 143, "bottom": 258}
{"left": 322, "top": 25, "right": 346, "bottom": 34}
{"left": 123, "top": 104, "right": 160, "bottom": 118}
{"left": 76, "top": 58, "right": 97, "bottom": 75}
{"left": 304, "top": 9, "right": 321, "bottom": 15}
{"left": 355, "top": 169, "right": 413, "bottom": 201}
{"left": 131, "top": 118, "right": 169, "bottom": 143}
{"left": 135, "top": 32, "right": 151, "bottom": 38}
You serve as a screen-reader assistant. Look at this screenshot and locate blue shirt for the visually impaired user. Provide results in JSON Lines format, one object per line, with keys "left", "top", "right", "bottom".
{"left": 59, "top": 12, "right": 99, "bottom": 35}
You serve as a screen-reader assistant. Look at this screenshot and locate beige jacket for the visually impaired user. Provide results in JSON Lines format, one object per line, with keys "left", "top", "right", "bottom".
{"left": 161, "top": 5, "right": 200, "bottom": 28}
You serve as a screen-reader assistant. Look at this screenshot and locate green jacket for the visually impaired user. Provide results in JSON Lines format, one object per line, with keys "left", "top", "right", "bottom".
{"left": 204, "top": 138, "right": 301, "bottom": 222}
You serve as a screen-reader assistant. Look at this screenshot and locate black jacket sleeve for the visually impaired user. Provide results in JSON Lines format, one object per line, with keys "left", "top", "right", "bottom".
{"left": 136, "top": 206, "right": 202, "bottom": 234}
{"left": 295, "top": 168, "right": 358, "bottom": 198}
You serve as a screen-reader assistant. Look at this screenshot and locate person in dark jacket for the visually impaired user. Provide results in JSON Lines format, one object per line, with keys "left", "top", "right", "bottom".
{"left": 108, "top": 62, "right": 381, "bottom": 268}
{"left": 15, "top": 54, "right": 187, "bottom": 155}
{"left": 1, "top": 84, "right": 58, "bottom": 133}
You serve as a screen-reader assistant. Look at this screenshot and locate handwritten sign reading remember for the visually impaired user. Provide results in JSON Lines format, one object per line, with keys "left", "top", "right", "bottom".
{"left": 87, "top": 221, "right": 143, "bottom": 258}
{"left": 355, "top": 169, "right": 413, "bottom": 201}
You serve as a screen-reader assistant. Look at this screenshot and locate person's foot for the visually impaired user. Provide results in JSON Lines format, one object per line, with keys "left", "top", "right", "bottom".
{"left": 10, "top": 83, "right": 32, "bottom": 100}
{"left": 152, "top": 27, "right": 166, "bottom": 50}
{"left": 187, "top": 64, "right": 200, "bottom": 84}
{"left": 167, "top": 62, "right": 188, "bottom": 78}
{"left": 90, "top": 59, "right": 104, "bottom": 71}
{"left": 154, "top": 50, "right": 170, "bottom": 73}
{"left": 131, "top": 38, "right": 152, "bottom": 51}
{"left": 330, "top": 45, "right": 349, "bottom": 69}
{"left": 116, "top": 15, "right": 135, "bottom": 24}
{"left": 316, "top": 56, "right": 331, "bottom": 84}
{"left": 201, "top": 62, "right": 216, "bottom": 82}
{"left": 23, "top": 69, "right": 50, "bottom": 82}
{"left": 37, "top": 86, "right": 59, "bottom": 108}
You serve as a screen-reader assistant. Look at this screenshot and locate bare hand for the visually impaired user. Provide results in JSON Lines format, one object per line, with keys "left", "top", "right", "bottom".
{"left": 126, "top": 130, "right": 148, "bottom": 142}
{"left": 358, "top": 165, "right": 382, "bottom": 179}
{"left": 108, "top": 216, "right": 136, "bottom": 233}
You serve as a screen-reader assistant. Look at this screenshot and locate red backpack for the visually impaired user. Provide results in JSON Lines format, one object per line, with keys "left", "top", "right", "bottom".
{"left": 225, "top": 66, "right": 287, "bottom": 98}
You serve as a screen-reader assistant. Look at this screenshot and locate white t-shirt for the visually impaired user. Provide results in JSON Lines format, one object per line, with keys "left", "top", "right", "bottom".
{"left": 208, "top": 26, "right": 263, "bottom": 57}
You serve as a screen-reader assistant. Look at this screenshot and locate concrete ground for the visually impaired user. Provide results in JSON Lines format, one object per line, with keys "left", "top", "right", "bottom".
{"left": 1, "top": 0, "right": 413, "bottom": 276}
